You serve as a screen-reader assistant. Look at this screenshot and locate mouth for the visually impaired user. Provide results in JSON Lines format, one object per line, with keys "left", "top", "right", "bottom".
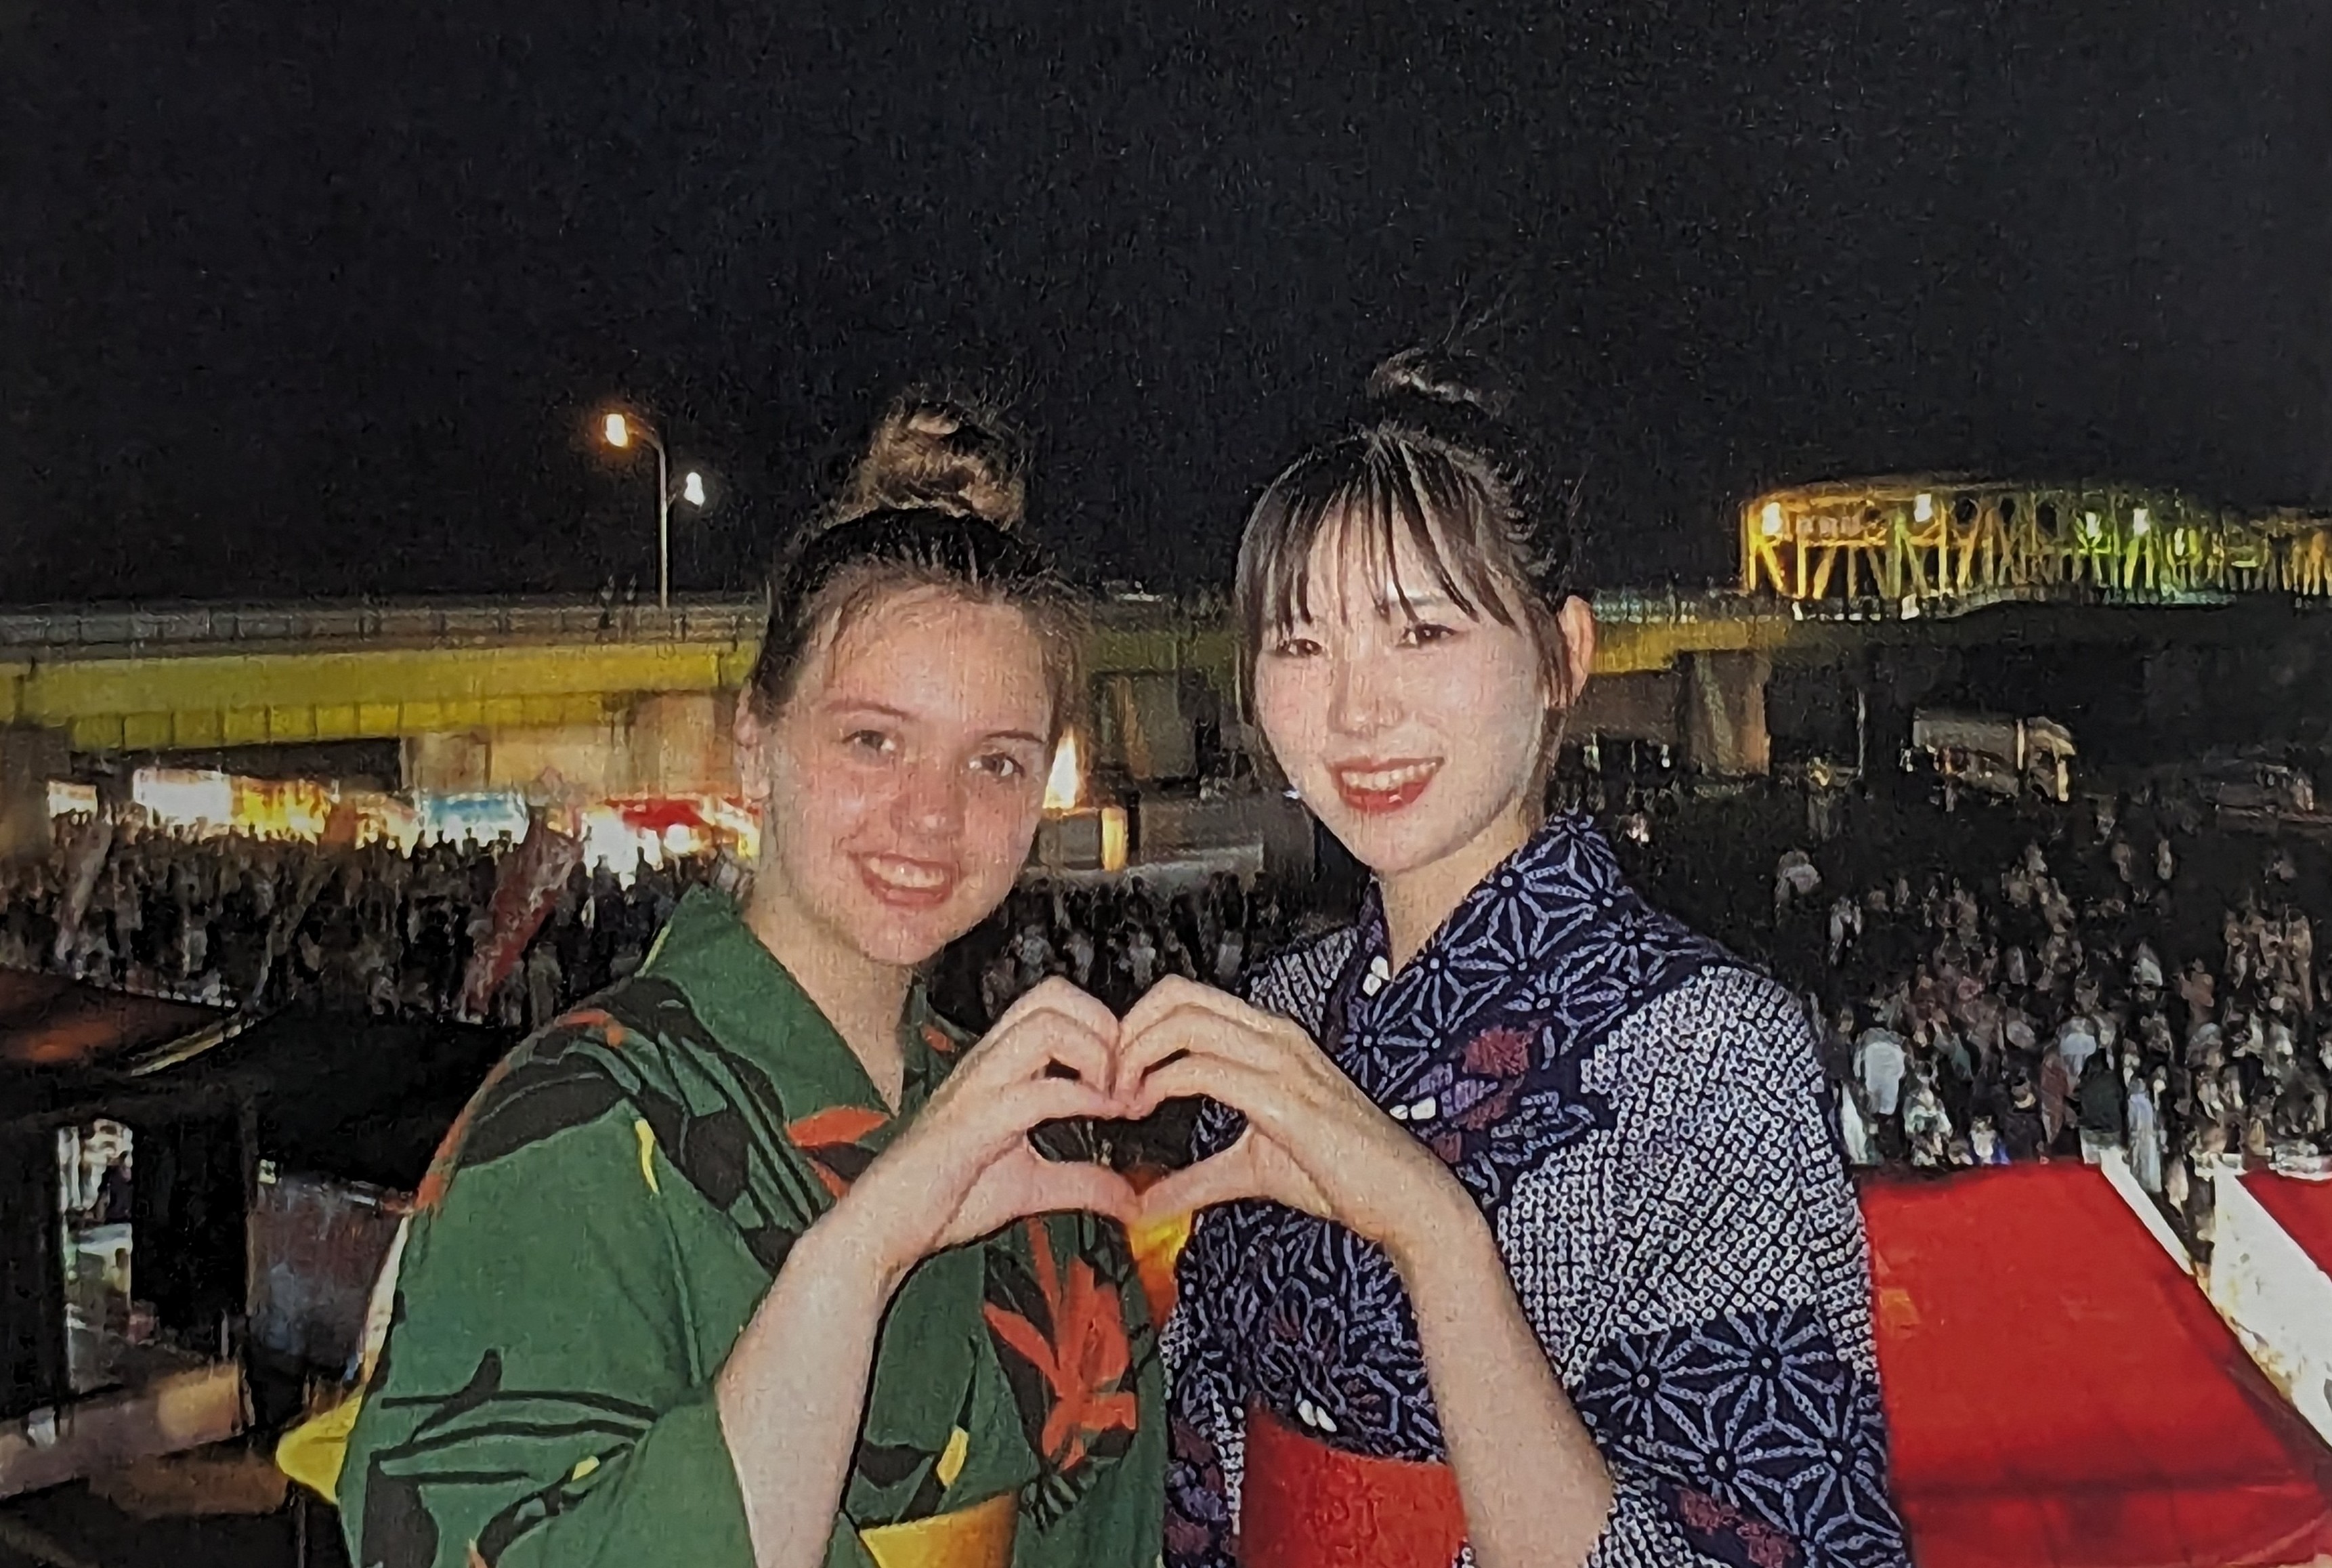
{"left": 1330, "top": 758, "right": 1440, "bottom": 816}
{"left": 855, "top": 853, "right": 959, "bottom": 910}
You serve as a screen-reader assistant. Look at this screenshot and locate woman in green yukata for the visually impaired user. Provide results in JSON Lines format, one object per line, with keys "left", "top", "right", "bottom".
{"left": 325, "top": 394, "right": 1165, "bottom": 1568}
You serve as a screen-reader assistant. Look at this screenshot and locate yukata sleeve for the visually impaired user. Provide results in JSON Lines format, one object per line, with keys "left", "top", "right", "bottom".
{"left": 338, "top": 1105, "right": 761, "bottom": 1568}
{"left": 1159, "top": 1199, "right": 1250, "bottom": 1568}
{"left": 1557, "top": 976, "right": 1911, "bottom": 1568}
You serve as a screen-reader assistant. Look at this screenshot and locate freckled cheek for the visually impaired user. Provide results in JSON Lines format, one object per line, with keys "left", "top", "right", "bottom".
{"left": 794, "top": 774, "right": 888, "bottom": 849}
{"left": 961, "top": 792, "right": 1042, "bottom": 878}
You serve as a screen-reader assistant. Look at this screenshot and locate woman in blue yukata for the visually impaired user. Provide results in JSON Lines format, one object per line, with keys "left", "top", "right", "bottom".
{"left": 1118, "top": 349, "right": 1911, "bottom": 1568}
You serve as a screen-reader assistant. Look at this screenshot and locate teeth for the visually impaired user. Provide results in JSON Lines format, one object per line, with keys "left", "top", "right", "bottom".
{"left": 867, "top": 857, "right": 948, "bottom": 889}
{"left": 1338, "top": 763, "right": 1435, "bottom": 792}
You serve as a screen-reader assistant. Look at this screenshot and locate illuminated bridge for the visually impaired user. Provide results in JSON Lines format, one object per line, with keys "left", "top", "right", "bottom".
{"left": 1741, "top": 475, "right": 2332, "bottom": 608}
{"left": 0, "top": 592, "right": 1816, "bottom": 748}
{"left": 5, "top": 471, "right": 2328, "bottom": 847}
{"left": 0, "top": 593, "right": 1807, "bottom": 813}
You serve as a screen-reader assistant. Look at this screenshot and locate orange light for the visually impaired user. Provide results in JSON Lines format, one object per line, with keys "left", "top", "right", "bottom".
{"left": 602, "top": 412, "right": 630, "bottom": 448}
{"left": 1043, "top": 732, "right": 1082, "bottom": 811}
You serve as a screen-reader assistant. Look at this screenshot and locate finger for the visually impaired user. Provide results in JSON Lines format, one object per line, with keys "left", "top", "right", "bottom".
{"left": 983, "top": 1009, "right": 1117, "bottom": 1094}
{"left": 1122, "top": 1052, "right": 1290, "bottom": 1128}
{"left": 1122, "top": 980, "right": 1297, "bottom": 1066}
{"left": 1135, "top": 1146, "right": 1269, "bottom": 1221}
{"left": 995, "top": 977, "right": 1120, "bottom": 1045}
{"left": 917, "top": 1073, "right": 1120, "bottom": 1176}
{"left": 1111, "top": 1005, "right": 1197, "bottom": 1084}
{"left": 1012, "top": 1160, "right": 1142, "bottom": 1227}
{"left": 995, "top": 1075, "right": 1127, "bottom": 1137}
{"left": 1119, "top": 975, "right": 1245, "bottom": 1039}
{"left": 1118, "top": 1002, "right": 1286, "bottom": 1086}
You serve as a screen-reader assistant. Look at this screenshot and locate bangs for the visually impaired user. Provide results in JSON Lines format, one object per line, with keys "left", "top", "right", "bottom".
{"left": 1234, "top": 429, "right": 1524, "bottom": 649}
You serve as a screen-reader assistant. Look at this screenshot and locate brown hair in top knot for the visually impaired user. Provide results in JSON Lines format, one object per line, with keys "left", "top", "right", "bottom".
{"left": 828, "top": 391, "right": 1027, "bottom": 531}
{"left": 744, "top": 384, "right": 1081, "bottom": 742}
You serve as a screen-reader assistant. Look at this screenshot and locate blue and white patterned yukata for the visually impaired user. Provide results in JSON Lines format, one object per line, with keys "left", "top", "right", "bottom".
{"left": 1162, "top": 814, "right": 1909, "bottom": 1567}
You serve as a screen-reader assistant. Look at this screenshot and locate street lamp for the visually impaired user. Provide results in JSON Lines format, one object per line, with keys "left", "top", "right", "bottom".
{"left": 600, "top": 410, "right": 705, "bottom": 611}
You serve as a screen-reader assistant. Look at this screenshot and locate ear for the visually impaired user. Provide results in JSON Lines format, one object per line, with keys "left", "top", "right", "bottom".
{"left": 1553, "top": 595, "right": 1597, "bottom": 706}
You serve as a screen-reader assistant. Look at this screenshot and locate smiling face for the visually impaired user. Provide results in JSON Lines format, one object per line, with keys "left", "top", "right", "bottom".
{"left": 1252, "top": 523, "right": 1588, "bottom": 917}
{"left": 738, "top": 585, "right": 1055, "bottom": 973}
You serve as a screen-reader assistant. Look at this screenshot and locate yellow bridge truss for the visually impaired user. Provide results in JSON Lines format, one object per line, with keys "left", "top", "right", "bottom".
{"left": 1741, "top": 477, "right": 2332, "bottom": 606}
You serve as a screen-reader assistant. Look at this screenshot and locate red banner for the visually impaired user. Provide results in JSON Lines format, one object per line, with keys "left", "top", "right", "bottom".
{"left": 458, "top": 816, "right": 582, "bottom": 1021}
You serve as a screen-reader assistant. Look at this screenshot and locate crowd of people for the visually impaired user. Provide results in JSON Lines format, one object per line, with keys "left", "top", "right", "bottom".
{"left": 12, "top": 768, "right": 2332, "bottom": 1227}
{"left": 0, "top": 815, "right": 1309, "bottom": 1048}
{"left": 1615, "top": 773, "right": 2332, "bottom": 1242}
{"left": 933, "top": 870, "right": 1307, "bottom": 1030}
{"left": 0, "top": 819, "right": 723, "bottom": 1030}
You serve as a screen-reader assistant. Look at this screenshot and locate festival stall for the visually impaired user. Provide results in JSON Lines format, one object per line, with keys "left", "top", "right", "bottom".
{"left": 0, "top": 971, "right": 513, "bottom": 1498}
{"left": 1866, "top": 1165, "right": 2332, "bottom": 1567}
{"left": 0, "top": 973, "right": 250, "bottom": 1495}
{"left": 576, "top": 794, "right": 759, "bottom": 874}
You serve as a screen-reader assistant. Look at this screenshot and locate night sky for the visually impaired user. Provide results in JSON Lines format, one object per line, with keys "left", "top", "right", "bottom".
{"left": 5, "top": 1, "right": 2327, "bottom": 605}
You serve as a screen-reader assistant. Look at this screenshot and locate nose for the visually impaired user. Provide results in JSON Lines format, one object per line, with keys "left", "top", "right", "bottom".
{"left": 896, "top": 755, "right": 967, "bottom": 838}
{"left": 1326, "top": 649, "right": 1397, "bottom": 737}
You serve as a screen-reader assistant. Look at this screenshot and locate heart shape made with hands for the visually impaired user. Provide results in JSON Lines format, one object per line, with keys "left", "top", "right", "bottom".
{"left": 998, "top": 975, "right": 1350, "bottom": 1233}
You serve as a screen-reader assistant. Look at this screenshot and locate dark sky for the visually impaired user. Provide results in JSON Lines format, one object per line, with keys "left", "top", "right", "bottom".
{"left": 5, "top": 1, "right": 2327, "bottom": 604}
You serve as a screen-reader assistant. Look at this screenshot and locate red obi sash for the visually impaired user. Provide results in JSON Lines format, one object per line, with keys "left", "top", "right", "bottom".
{"left": 1242, "top": 1401, "right": 1468, "bottom": 1567}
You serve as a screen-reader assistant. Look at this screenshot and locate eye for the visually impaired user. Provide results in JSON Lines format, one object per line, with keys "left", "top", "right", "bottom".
{"left": 1267, "top": 634, "right": 1322, "bottom": 659}
{"left": 1398, "top": 620, "right": 1455, "bottom": 648}
{"left": 973, "top": 752, "right": 1028, "bottom": 781}
{"left": 845, "top": 729, "right": 896, "bottom": 758}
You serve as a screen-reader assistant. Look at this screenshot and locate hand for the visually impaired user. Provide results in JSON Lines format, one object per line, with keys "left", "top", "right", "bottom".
{"left": 836, "top": 979, "right": 1139, "bottom": 1289}
{"left": 1116, "top": 977, "right": 1470, "bottom": 1269}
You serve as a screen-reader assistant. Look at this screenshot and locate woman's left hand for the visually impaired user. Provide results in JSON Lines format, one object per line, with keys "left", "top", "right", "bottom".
{"left": 1116, "top": 976, "right": 1470, "bottom": 1267}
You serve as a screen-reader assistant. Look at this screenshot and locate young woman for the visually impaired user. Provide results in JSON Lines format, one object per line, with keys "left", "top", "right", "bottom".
{"left": 333, "top": 396, "right": 1164, "bottom": 1568}
{"left": 1126, "top": 352, "right": 1908, "bottom": 1567}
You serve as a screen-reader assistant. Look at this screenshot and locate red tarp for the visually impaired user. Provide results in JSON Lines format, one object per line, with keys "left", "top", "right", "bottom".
{"left": 2243, "top": 1174, "right": 2332, "bottom": 1274}
{"left": 1865, "top": 1166, "right": 2332, "bottom": 1568}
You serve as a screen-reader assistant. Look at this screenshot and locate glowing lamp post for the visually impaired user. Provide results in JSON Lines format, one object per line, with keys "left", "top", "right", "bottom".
{"left": 600, "top": 411, "right": 706, "bottom": 611}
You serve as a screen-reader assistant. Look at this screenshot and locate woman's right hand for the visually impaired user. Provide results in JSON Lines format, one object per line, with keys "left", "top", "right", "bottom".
{"left": 829, "top": 979, "right": 1138, "bottom": 1291}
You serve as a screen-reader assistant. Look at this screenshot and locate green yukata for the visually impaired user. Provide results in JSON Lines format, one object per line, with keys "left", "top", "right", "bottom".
{"left": 339, "top": 890, "right": 1164, "bottom": 1568}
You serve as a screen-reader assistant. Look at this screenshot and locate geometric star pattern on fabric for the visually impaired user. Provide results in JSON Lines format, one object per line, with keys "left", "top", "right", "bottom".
{"left": 1575, "top": 1306, "right": 1906, "bottom": 1567}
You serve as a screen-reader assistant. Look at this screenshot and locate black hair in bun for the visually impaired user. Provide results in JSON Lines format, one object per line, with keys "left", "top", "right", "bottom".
{"left": 1358, "top": 346, "right": 1573, "bottom": 603}
{"left": 1364, "top": 345, "right": 1514, "bottom": 423}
